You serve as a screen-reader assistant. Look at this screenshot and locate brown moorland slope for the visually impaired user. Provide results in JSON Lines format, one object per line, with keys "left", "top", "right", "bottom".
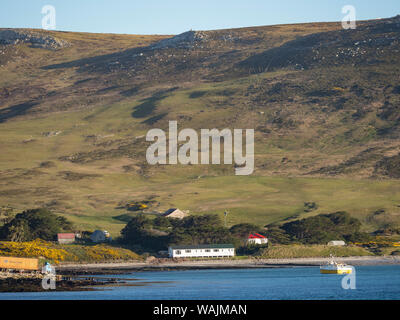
{"left": 0, "top": 17, "right": 400, "bottom": 234}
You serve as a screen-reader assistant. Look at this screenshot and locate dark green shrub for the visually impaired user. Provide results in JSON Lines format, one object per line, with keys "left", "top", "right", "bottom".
{"left": 0, "top": 208, "right": 73, "bottom": 242}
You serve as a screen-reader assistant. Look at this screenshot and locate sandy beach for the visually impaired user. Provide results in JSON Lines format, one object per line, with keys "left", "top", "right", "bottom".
{"left": 57, "top": 256, "right": 400, "bottom": 273}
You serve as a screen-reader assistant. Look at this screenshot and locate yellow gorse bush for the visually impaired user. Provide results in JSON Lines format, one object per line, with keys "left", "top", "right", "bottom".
{"left": 332, "top": 86, "right": 346, "bottom": 92}
{"left": 0, "top": 239, "right": 141, "bottom": 264}
{"left": 82, "top": 245, "right": 140, "bottom": 261}
{"left": 0, "top": 239, "right": 70, "bottom": 263}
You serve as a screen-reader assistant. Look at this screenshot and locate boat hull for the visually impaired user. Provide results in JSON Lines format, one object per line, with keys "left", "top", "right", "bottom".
{"left": 320, "top": 268, "right": 352, "bottom": 274}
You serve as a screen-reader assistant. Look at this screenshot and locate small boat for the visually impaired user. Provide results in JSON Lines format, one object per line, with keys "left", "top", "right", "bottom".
{"left": 320, "top": 255, "right": 353, "bottom": 274}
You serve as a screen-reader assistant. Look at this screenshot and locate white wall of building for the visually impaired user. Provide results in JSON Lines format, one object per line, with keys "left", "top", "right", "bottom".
{"left": 327, "top": 240, "right": 346, "bottom": 246}
{"left": 168, "top": 247, "right": 235, "bottom": 258}
{"left": 247, "top": 238, "right": 268, "bottom": 245}
{"left": 58, "top": 238, "right": 75, "bottom": 244}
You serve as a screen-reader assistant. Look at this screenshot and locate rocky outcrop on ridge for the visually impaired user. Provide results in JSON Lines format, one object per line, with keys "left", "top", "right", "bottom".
{"left": 0, "top": 29, "right": 69, "bottom": 50}
{"left": 150, "top": 30, "right": 209, "bottom": 49}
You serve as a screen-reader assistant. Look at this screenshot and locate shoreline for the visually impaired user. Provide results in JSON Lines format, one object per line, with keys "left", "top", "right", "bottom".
{"left": 57, "top": 255, "right": 400, "bottom": 274}
{"left": 0, "top": 272, "right": 123, "bottom": 292}
{"left": 2, "top": 256, "right": 399, "bottom": 293}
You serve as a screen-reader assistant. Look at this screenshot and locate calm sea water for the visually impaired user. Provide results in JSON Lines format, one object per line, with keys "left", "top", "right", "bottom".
{"left": 1, "top": 265, "right": 400, "bottom": 300}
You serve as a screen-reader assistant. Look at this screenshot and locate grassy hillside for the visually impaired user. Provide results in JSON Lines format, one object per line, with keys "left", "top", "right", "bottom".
{"left": 1, "top": 17, "right": 400, "bottom": 235}
{"left": 258, "top": 244, "right": 373, "bottom": 259}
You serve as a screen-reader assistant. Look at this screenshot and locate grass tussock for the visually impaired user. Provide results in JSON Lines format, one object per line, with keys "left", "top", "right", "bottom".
{"left": 259, "top": 244, "right": 373, "bottom": 259}
{"left": 60, "top": 244, "right": 142, "bottom": 263}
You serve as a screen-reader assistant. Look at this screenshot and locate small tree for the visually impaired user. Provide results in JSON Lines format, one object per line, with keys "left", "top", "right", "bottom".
{"left": 8, "top": 220, "right": 30, "bottom": 242}
{"left": 120, "top": 215, "right": 152, "bottom": 243}
{"left": 230, "top": 223, "right": 263, "bottom": 246}
{"left": 0, "top": 208, "right": 73, "bottom": 241}
{"left": 153, "top": 216, "right": 172, "bottom": 229}
{"left": 0, "top": 206, "right": 14, "bottom": 225}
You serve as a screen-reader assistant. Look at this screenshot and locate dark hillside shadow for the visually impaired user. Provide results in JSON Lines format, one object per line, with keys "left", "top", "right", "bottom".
{"left": 131, "top": 87, "right": 178, "bottom": 119}
{"left": 237, "top": 17, "right": 400, "bottom": 73}
{"left": 0, "top": 101, "right": 38, "bottom": 123}
{"left": 41, "top": 46, "right": 150, "bottom": 72}
{"left": 142, "top": 112, "right": 168, "bottom": 125}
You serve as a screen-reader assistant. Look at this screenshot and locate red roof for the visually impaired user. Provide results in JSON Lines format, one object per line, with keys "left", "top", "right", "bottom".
{"left": 248, "top": 233, "right": 266, "bottom": 239}
{"left": 57, "top": 233, "right": 75, "bottom": 239}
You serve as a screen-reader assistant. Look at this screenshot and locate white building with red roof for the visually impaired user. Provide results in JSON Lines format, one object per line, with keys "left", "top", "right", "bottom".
{"left": 247, "top": 233, "right": 268, "bottom": 245}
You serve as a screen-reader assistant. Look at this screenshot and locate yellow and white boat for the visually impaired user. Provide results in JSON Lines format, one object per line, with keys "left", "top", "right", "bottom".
{"left": 320, "top": 255, "right": 353, "bottom": 274}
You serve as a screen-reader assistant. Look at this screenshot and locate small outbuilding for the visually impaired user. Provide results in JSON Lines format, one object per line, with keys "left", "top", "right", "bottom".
{"left": 90, "top": 230, "right": 112, "bottom": 243}
{"left": 327, "top": 240, "right": 346, "bottom": 246}
{"left": 57, "top": 233, "right": 75, "bottom": 244}
{"left": 162, "top": 208, "right": 187, "bottom": 219}
{"left": 247, "top": 233, "right": 268, "bottom": 245}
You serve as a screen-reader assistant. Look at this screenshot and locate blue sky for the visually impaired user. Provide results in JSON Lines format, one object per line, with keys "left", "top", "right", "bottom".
{"left": 1, "top": 0, "right": 400, "bottom": 34}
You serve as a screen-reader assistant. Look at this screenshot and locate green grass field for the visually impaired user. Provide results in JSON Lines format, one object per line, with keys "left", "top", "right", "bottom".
{"left": 1, "top": 19, "right": 400, "bottom": 237}
{"left": 259, "top": 244, "right": 373, "bottom": 258}
{"left": 0, "top": 79, "right": 400, "bottom": 236}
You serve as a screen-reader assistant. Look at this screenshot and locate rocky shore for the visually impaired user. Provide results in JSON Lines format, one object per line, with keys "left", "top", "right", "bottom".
{"left": 2, "top": 256, "right": 399, "bottom": 292}
{"left": 0, "top": 271, "right": 122, "bottom": 292}
{"left": 57, "top": 255, "right": 400, "bottom": 273}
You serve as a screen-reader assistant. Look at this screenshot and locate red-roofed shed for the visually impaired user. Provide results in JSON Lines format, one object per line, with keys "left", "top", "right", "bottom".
{"left": 247, "top": 233, "right": 268, "bottom": 245}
